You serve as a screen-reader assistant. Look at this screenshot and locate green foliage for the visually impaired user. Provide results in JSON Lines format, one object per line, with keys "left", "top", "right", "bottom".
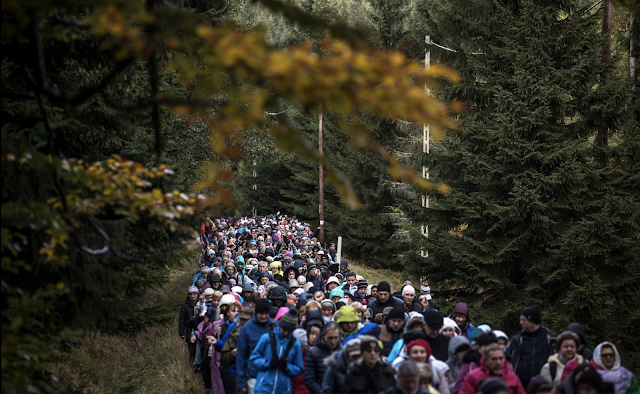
{"left": 2, "top": 0, "right": 460, "bottom": 391}
{"left": 402, "top": 0, "right": 640, "bottom": 370}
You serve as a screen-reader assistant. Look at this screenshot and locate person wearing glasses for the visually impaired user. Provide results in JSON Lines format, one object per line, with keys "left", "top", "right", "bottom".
{"left": 590, "top": 342, "right": 638, "bottom": 394}
{"left": 504, "top": 304, "right": 557, "bottom": 388}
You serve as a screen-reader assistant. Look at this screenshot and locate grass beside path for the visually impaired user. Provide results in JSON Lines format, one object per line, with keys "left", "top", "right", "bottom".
{"left": 53, "top": 248, "right": 202, "bottom": 394}
{"left": 348, "top": 260, "right": 421, "bottom": 291}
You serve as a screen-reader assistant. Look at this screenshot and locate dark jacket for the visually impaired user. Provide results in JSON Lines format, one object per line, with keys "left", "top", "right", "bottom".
{"left": 378, "top": 323, "right": 404, "bottom": 358}
{"left": 178, "top": 296, "right": 197, "bottom": 339}
{"left": 426, "top": 333, "right": 451, "bottom": 362}
{"left": 367, "top": 297, "right": 404, "bottom": 323}
{"left": 307, "top": 273, "right": 325, "bottom": 292}
{"left": 305, "top": 336, "right": 338, "bottom": 394}
{"left": 321, "top": 350, "right": 350, "bottom": 394}
{"left": 504, "top": 326, "right": 556, "bottom": 388}
{"left": 342, "top": 360, "right": 396, "bottom": 394}
{"left": 380, "top": 386, "right": 430, "bottom": 394}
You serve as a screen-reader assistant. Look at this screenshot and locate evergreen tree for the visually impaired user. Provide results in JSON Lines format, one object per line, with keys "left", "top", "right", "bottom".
{"left": 403, "top": 0, "right": 640, "bottom": 367}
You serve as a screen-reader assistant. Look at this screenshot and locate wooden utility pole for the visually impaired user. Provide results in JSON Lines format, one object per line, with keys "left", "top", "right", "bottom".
{"left": 319, "top": 104, "right": 325, "bottom": 246}
{"left": 421, "top": 35, "right": 431, "bottom": 257}
{"left": 631, "top": 12, "right": 637, "bottom": 92}
{"left": 598, "top": 0, "right": 613, "bottom": 167}
{"left": 252, "top": 159, "right": 257, "bottom": 217}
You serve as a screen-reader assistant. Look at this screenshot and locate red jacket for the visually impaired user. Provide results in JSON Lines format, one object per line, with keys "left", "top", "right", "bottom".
{"left": 459, "top": 357, "right": 526, "bottom": 394}
{"left": 292, "top": 348, "right": 310, "bottom": 394}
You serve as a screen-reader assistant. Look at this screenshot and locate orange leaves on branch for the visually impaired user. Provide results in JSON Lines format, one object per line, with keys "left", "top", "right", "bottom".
{"left": 73, "top": 3, "right": 462, "bottom": 209}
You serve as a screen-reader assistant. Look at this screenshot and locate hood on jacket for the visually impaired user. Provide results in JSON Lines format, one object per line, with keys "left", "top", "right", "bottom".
{"left": 447, "top": 335, "right": 471, "bottom": 363}
{"left": 441, "top": 317, "right": 462, "bottom": 336}
{"left": 283, "top": 265, "right": 299, "bottom": 279}
{"left": 304, "top": 309, "right": 325, "bottom": 330}
{"left": 566, "top": 322, "right": 586, "bottom": 346}
{"left": 270, "top": 286, "right": 288, "bottom": 301}
{"left": 592, "top": 341, "right": 621, "bottom": 370}
{"left": 451, "top": 302, "right": 470, "bottom": 320}
{"left": 337, "top": 305, "right": 359, "bottom": 323}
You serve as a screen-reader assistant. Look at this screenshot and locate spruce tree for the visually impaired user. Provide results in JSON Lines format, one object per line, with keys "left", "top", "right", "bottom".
{"left": 403, "top": 0, "right": 640, "bottom": 367}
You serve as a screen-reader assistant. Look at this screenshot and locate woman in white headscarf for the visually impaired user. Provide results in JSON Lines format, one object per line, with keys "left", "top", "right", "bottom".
{"left": 590, "top": 341, "right": 638, "bottom": 394}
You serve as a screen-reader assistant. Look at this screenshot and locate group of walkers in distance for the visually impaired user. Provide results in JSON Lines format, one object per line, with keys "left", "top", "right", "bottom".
{"left": 179, "top": 215, "right": 638, "bottom": 394}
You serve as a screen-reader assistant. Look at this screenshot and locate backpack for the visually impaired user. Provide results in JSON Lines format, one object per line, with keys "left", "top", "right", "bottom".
{"left": 269, "top": 323, "right": 296, "bottom": 362}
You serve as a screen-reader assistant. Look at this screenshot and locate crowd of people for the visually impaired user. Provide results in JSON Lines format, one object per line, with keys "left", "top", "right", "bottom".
{"left": 179, "top": 215, "right": 638, "bottom": 394}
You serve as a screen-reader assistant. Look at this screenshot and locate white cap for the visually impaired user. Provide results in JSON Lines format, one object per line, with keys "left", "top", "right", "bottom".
{"left": 402, "top": 285, "right": 416, "bottom": 296}
{"left": 204, "top": 288, "right": 214, "bottom": 296}
{"left": 232, "top": 286, "right": 243, "bottom": 294}
{"left": 326, "top": 276, "right": 340, "bottom": 285}
{"left": 294, "top": 288, "right": 305, "bottom": 295}
{"left": 220, "top": 294, "right": 236, "bottom": 306}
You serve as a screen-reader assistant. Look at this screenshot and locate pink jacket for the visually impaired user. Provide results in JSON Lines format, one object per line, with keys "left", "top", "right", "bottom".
{"left": 459, "top": 358, "right": 525, "bottom": 394}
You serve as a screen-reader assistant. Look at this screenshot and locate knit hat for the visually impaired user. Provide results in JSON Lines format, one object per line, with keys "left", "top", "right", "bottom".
{"left": 423, "top": 310, "right": 444, "bottom": 330}
{"left": 377, "top": 281, "right": 391, "bottom": 293}
{"left": 210, "top": 274, "right": 221, "bottom": 283}
{"left": 470, "top": 328, "right": 484, "bottom": 344}
{"left": 357, "top": 280, "right": 368, "bottom": 289}
{"left": 255, "top": 298, "right": 270, "bottom": 314}
{"left": 440, "top": 317, "right": 462, "bottom": 336}
{"left": 239, "top": 307, "right": 254, "bottom": 320}
{"left": 296, "top": 298, "right": 307, "bottom": 309}
{"left": 293, "top": 328, "right": 308, "bottom": 347}
{"left": 220, "top": 285, "right": 231, "bottom": 294}
{"left": 220, "top": 294, "right": 236, "bottom": 306}
{"left": 521, "top": 304, "right": 541, "bottom": 325}
{"left": 243, "top": 283, "right": 255, "bottom": 293}
{"left": 337, "top": 305, "right": 359, "bottom": 323}
{"left": 344, "top": 338, "right": 362, "bottom": 357}
{"left": 387, "top": 307, "right": 405, "bottom": 321}
{"left": 275, "top": 306, "right": 291, "bottom": 321}
{"left": 406, "top": 339, "right": 432, "bottom": 358}
{"left": 476, "top": 332, "right": 498, "bottom": 347}
{"left": 188, "top": 286, "right": 199, "bottom": 294}
{"left": 403, "top": 330, "right": 427, "bottom": 346}
{"left": 340, "top": 259, "right": 349, "bottom": 268}
{"left": 326, "top": 276, "right": 341, "bottom": 287}
{"left": 329, "top": 288, "right": 345, "bottom": 300}
{"left": 321, "top": 299, "right": 335, "bottom": 310}
{"left": 493, "top": 330, "right": 509, "bottom": 342}
{"left": 204, "top": 288, "right": 214, "bottom": 296}
{"left": 478, "top": 378, "right": 509, "bottom": 394}
{"left": 526, "top": 375, "right": 552, "bottom": 394}
{"left": 402, "top": 286, "right": 415, "bottom": 296}
{"left": 303, "top": 282, "right": 314, "bottom": 292}
{"left": 289, "top": 279, "right": 300, "bottom": 289}
{"left": 278, "top": 308, "right": 298, "bottom": 331}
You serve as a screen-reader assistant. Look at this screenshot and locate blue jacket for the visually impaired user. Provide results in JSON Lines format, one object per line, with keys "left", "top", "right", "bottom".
{"left": 249, "top": 326, "right": 304, "bottom": 394}
{"left": 192, "top": 272, "right": 207, "bottom": 285}
{"left": 341, "top": 322, "right": 380, "bottom": 347}
{"left": 236, "top": 316, "right": 274, "bottom": 388}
